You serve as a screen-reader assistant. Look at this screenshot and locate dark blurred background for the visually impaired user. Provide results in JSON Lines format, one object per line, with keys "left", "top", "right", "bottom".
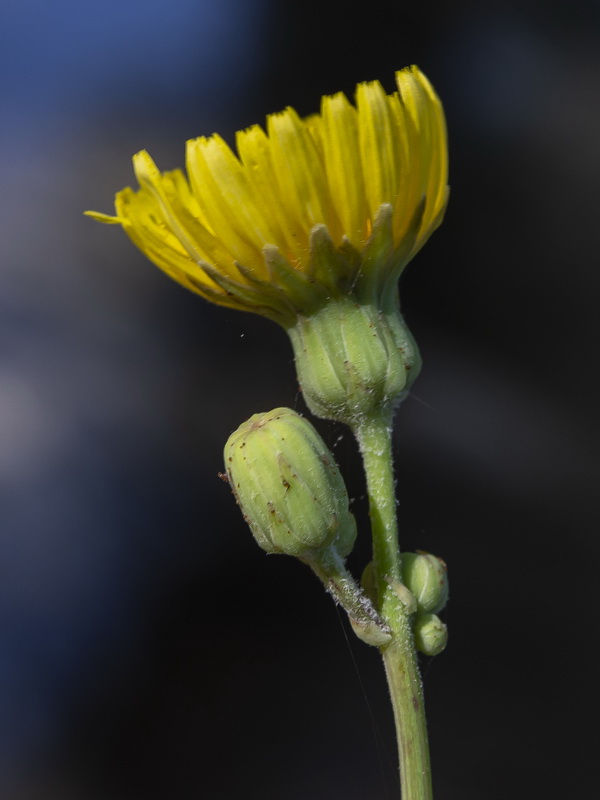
{"left": 1, "top": 0, "right": 599, "bottom": 797}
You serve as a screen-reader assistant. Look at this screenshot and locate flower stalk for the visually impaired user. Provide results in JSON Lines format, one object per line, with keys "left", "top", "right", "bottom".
{"left": 353, "top": 413, "right": 433, "bottom": 800}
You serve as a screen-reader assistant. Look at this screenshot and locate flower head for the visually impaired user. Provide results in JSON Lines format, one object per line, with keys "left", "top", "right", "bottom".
{"left": 87, "top": 66, "right": 448, "bottom": 328}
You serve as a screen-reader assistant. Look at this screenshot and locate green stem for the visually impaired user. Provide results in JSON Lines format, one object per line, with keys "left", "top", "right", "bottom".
{"left": 352, "top": 412, "right": 433, "bottom": 800}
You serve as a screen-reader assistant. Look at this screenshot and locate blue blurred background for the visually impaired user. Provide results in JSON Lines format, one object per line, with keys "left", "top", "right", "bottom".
{"left": 1, "top": 1, "right": 599, "bottom": 797}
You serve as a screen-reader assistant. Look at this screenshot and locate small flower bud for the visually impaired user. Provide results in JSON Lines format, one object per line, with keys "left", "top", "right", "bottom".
{"left": 224, "top": 408, "right": 356, "bottom": 559}
{"left": 413, "top": 613, "right": 448, "bottom": 656}
{"left": 401, "top": 552, "right": 448, "bottom": 615}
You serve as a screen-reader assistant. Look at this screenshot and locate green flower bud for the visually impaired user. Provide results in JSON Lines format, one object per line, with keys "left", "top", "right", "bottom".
{"left": 224, "top": 408, "right": 356, "bottom": 559}
{"left": 401, "top": 552, "right": 448, "bottom": 615}
{"left": 413, "top": 613, "right": 448, "bottom": 656}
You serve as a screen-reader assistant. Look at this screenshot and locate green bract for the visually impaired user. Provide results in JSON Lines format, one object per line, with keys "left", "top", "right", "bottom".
{"left": 224, "top": 408, "right": 356, "bottom": 559}
{"left": 288, "top": 292, "right": 421, "bottom": 426}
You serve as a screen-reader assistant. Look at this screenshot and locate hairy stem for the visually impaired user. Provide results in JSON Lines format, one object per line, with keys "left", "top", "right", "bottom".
{"left": 353, "top": 412, "right": 433, "bottom": 800}
{"left": 306, "top": 546, "right": 392, "bottom": 648}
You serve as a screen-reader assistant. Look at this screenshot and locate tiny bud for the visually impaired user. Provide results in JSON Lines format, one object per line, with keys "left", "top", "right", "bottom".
{"left": 413, "top": 613, "right": 448, "bottom": 656}
{"left": 224, "top": 408, "right": 356, "bottom": 559}
{"left": 401, "top": 552, "right": 448, "bottom": 615}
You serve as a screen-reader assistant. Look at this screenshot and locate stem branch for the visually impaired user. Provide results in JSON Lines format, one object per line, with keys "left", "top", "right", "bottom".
{"left": 306, "top": 546, "right": 392, "bottom": 648}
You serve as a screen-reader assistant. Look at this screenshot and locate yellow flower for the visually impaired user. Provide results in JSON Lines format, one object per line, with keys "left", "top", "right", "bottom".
{"left": 86, "top": 66, "right": 448, "bottom": 329}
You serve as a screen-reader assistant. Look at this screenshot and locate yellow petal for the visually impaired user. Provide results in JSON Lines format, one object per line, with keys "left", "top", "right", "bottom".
{"left": 396, "top": 67, "right": 448, "bottom": 240}
{"left": 356, "top": 80, "right": 400, "bottom": 219}
{"left": 186, "top": 134, "right": 282, "bottom": 275}
{"left": 84, "top": 210, "right": 123, "bottom": 224}
{"left": 115, "top": 187, "right": 206, "bottom": 291}
{"left": 134, "top": 151, "right": 211, "bottom": 263}
{"left": 321, "top": 92, "right": 367, "bottom": 248}
{"left": 416, "top": 70, "right": 449, "bottom": 227}
{"left": 133, "top": 149, "right": 240, "bottom": 273}
{"left": 235, "top": 123, "right": 305, "bottom": 264}
{"left": 267, "top": 107, "right": 341, "bottom": 245}
{"left": 303, "top": 113, "right": 325, "bottom": 163}
{"left": 387, "top": 90, "right": 421, "bottom": 243}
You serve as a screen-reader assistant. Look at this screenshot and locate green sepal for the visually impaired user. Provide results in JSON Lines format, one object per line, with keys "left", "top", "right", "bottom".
{"left": 187, "top": 271, "right": 287, "bottom": 324}
{"left": 198, "top": 259, "right": 290, "bottom": 323}
{"left": 262, "top": 245, "right": 330, "bottom": 314}
{"left": 357, "top": 201, "right": 427, "bottom": 305}
{"left": 309, "top": 225, "right": 358, "bottom": 296}
{"left": 288, "top": 297, "right": 414, "bottom": 425}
